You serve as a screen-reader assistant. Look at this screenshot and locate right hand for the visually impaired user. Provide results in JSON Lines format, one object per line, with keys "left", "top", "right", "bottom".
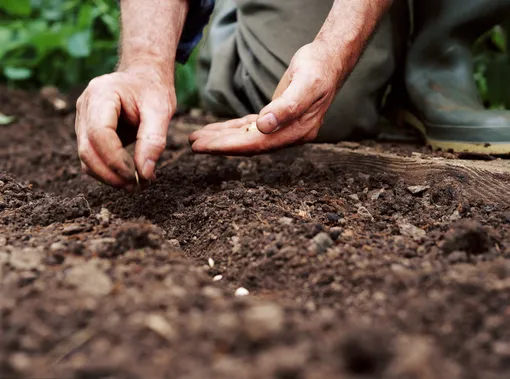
{"left": 75, "top": 64, "right": 175, "bottom": 190}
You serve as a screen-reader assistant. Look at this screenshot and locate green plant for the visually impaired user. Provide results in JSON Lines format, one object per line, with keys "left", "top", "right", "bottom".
{"left": 474, "top": 22, "right": 510, "bottom": 109}
{"left": 0, "top": 0, "right": 120, "bottom": 88}
{"left": 0, "top": 0, "right": 198, "bottom": 106}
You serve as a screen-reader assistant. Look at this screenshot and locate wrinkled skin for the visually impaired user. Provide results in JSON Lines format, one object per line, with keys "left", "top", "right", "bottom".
{"left": 190, "top": 42, "right": 342, "bottom": 155}
{"left": 75, "top": 65, "right": 175, "bottom": 190}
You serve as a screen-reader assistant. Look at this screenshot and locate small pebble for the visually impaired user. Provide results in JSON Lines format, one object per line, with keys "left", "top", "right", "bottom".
{"left": 278, "top": 217, "right": 294, "bottom": 226}
{"left": 145, "top": 314, "right": 176, "bottom": 342}
{"left": 398, "top": 221, "right": 426, "bottom": 241}
{"left": 329, "top": 227, "right": 343, "bottom": 241}
{"left": 243, "top": 303, "right": 284, "bottom": 341}
{"left": 368, "top": 188, "right": 385, "bottom": 200}
{"left": 66, "top": 261, "right": 112, "bottom": 297}
{"left": 349, "top": 194, "right": 359, "bottom": 202}
{"left": 407, "top": 185, "right": 430, "bottom": 195}
{"left": 235, "top": 287, "right": 249, "bottom": 297}
{"left": 62, "top": 224, "right": 89, "bottom": 236}
{"left": 357, "top": 206, "right": 374, "bottom": 221}
{"left": 449, "top": 210, "right": 462, "bottom": 222}
{"left": 168, "top": 239, "right": 180, "bottom": 248}
{"left": 213, "top": 275, "right": 223, "bottom": 282}
{"left": 9, "top": 247, "right": 42, "bottom": 270}
{"left": 311, "top": 232, "right": 334, "bottom": 253}
{"left": 96, "top": 208, "right": 111, "bottom": 225}
{"left": 326, "top": 213, "right": 341, "bottom": 222}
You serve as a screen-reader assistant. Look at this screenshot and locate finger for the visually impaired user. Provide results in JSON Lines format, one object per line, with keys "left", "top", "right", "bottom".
{"left": 189, "top": 117, "right": 257, "bottom": 143}
{"left": 256, "top": 74, "right": 320, "bottom": 134}
{"left": 86, "top": 94, "right": 137, "bottom": 181}
{"left": 79, "top": 139, "right": 131, "bottom": 188}
{"left": 134, "top": 99, "right": 172, "bottom": 180}
{"left": 189, "top": 115, "right": 258, "bottom": 137}
{"left": 189, "top": 127, "right": 244, "bottom": 146}
{"left": 192, "top": 119, "right": 308, "bottom": 155}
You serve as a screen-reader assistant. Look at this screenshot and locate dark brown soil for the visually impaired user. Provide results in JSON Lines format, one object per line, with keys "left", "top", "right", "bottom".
{"left": 2, "top": 86, "right": 510, "bottom": 379}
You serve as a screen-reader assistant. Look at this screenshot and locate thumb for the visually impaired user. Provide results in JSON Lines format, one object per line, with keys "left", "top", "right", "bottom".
{"left": 256, "top": 74, "right": 318, "bottom": 134}
{"left": 134, "top": 103, "right": 172, "bottom": 180}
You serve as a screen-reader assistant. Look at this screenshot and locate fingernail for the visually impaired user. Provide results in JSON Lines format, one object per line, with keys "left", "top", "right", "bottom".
{"left": 257, "top": 113, "right": 279, "bottom": 134}
{"left": 142, "top": 159, "right": 156, "bottom": 179}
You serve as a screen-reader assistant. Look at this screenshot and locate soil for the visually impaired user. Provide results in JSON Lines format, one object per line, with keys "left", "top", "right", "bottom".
{"left": 2, "top": 86, "right": 510, "bottom": 379}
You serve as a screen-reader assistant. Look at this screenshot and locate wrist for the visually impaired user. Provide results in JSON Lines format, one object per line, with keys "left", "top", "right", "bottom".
{"left": 118, "top": 61, "right": 176, "bottom": 97}
{"left": 309, "top": 39, "right": 346, "bottom": 84}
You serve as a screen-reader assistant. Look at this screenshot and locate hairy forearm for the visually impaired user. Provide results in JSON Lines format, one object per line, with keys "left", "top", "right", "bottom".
{"left": 117, "top": 0, "right": 189, "bottom": 78}
{"left": 315, "top": 0, "right": 393, "bottom": 83}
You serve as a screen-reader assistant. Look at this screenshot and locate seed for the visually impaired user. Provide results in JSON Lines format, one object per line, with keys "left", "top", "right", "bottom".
{"left": 134, "top": 170, "right": 141, "bottom": 192}
{"left": 246, "top": 121, "right": 258, "bottom": 132}
{"left": 213, "top": 275, "right": 223, "bottom": 281}
{"left": 235, "top": 287, "right": 249, "bottom": 297}
{"left": 208, "top": 258, "right": 215, "bottom": 268}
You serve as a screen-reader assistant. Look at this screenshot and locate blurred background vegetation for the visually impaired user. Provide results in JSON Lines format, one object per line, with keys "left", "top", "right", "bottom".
{"left": 0, "top": 0, "right": 509, "bottom": 109}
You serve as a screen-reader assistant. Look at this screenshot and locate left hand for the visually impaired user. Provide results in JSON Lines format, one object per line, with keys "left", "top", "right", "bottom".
{"left": 190, "top": 41, "right": 343, "bottom": 155}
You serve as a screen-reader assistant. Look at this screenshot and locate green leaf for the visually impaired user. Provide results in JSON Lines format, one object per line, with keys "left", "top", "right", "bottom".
{"left": 0, "top": 113, "right": 16, "bottom": 126}
{"left": 0, "top": 0, "right": 32, "bottom": 16}
{"left": 66, "top": 30, "right": 91, "bottom": 58}
{"left": 3, "top": 66, "right": 32, "bottom": 80}
{"left": 491, "top": 26, "right": 506, "bottom": 53}
{"left": 77, "top": 4, "right": 99, "bottom": 29}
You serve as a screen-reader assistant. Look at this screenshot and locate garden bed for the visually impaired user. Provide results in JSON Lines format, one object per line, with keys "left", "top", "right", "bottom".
{"left": 1, "top": 86, "right": 510, "bottom": 379}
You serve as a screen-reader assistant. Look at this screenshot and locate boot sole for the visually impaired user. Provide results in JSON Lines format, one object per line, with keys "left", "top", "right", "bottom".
{"left": 397, "top": 110, "right": 510, "bottom": 155}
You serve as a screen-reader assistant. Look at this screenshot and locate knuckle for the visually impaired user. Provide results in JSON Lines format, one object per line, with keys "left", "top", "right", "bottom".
{"left": 304, "top": 128, "right": 320, "bottom": 142}
{"left": 77, "top": 146, "right": 89, "bottom": 161}
{"left": 87, "top": 126, "right": 102, "bottom": 143}
{"left": 141, "top": 134, "right": 167, "bottom": 154}
{"left": 285, "top": 99, "right": 299, "bottom": 117}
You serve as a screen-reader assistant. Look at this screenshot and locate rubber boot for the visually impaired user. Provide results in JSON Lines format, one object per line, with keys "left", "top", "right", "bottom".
{"left": 404, "top": 0, "right": 510, "bottom": 154}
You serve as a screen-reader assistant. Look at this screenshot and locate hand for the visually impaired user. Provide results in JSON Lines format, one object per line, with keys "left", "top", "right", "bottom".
{"left": 75, "top": 64, "right": 175, "bottom": 190}
{"left": 190, "top": 42, "right": 343, "bottom": 155}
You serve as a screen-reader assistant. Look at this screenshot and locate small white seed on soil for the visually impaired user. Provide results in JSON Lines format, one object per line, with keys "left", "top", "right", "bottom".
{"left": 213, "top": 275, "right": 223, "bottom": 281}
{"left": 208, "top": 258, "right": 215, "bottom": 268}
{"left": 235, "top": 287, "right": 249, "bottom": 297}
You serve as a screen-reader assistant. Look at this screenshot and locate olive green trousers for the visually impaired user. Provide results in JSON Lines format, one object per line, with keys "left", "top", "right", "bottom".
{"left": 198, "top": 0, "right": 409, "bottom": 142}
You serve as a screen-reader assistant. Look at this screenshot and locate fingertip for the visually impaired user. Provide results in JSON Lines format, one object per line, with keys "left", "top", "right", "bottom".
{"left": 257, "top": 113, "right": 279, "bottom": 134}
{"left": 141, "top": 159, "right": 156, "bottom": 180}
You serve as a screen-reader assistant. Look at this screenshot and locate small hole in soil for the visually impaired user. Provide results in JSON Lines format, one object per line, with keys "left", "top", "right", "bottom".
{"left": 338, "top": 330, "right": 393, "bottom": 375}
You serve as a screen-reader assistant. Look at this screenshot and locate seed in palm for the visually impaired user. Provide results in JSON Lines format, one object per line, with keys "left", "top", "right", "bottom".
{"left": 246, "top": 121, "right": 258, "bottom": 132}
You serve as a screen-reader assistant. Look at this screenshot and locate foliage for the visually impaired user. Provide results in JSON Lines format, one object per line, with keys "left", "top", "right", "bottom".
{"left": 474, "top": 21, "right": 510, "bottom": 109}
{"left": 0, "top": 0, "right": 198, "bottom": 106}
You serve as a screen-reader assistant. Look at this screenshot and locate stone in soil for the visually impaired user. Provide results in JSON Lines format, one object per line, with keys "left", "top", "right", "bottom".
{"left": 65, "top": 260, "right": 112, "bottom": 297}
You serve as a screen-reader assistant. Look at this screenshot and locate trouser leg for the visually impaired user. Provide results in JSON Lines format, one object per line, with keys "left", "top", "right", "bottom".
{"left": 198, "top": 0, "right": 409, "bottom": 142}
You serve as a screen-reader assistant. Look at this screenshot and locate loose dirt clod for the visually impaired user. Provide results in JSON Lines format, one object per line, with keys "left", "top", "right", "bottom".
{"left": 442, "top": 220, "right": 493, "bottom": 255}
{"left": 65, "top": 260, "right": 112, "bottom": 297}
{"left": 9, "top": 247, "right": 42, "bottom": 270}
